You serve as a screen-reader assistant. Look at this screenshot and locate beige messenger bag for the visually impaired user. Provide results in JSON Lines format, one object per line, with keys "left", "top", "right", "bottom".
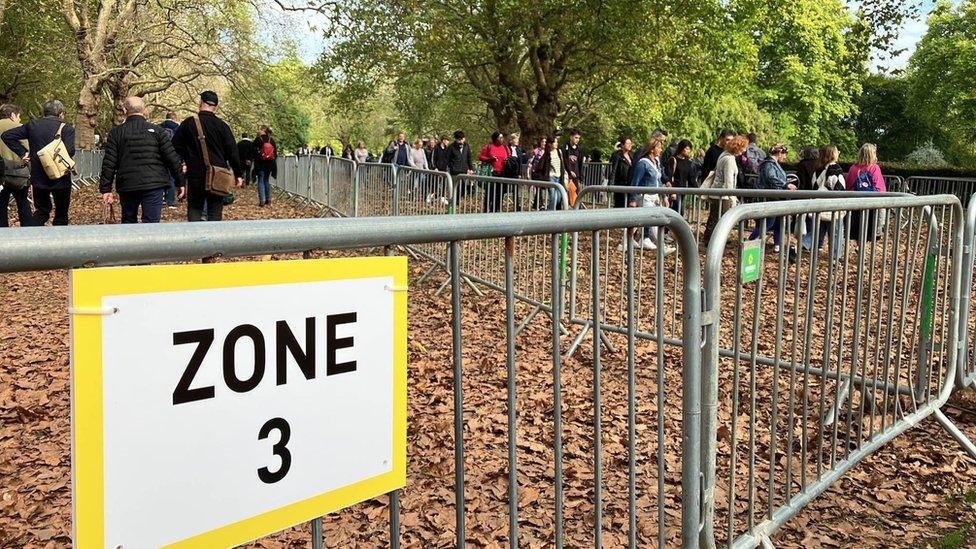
{"left": 36, "top": 123, "right": 75, "bottom": 180}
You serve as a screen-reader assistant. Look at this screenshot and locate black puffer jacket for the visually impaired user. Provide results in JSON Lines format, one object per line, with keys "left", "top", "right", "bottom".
{"left": 99, "top": 115, "right": 183, "bottom": 193}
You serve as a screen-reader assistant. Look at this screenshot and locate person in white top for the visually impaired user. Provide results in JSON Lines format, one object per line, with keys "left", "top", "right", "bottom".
{"left": 354, "top": 140, "right": 369, "bottom": 164}
{"left": 408, "top": 138, "right": 428, "bottom": 170}
{"left": 703, "top": 134, "right": 748, "bottom": 244}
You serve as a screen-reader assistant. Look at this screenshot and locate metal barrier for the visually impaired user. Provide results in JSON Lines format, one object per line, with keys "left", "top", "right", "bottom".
{"left": 580, "top": 161, "right": 611, "bottom": 189}
{"left": 328, "top": 156, "right": 357, "bottom": 217}
{"left": 72, "top": 149, "right": 104, "bottom": 187}
{"left": 355, "top": 162, "right": 396, "bottom": 217}
{"left": 700, "top": 194, "right": 976, "bottom": 548}
{"left": 906, "top": 176, "right": 976, "bottom": 207}
{"left": 0, "top": 208, "right": 704, "bottom": 548}
{"left": 958, "top": 193, "right": 976, "bottom": 390}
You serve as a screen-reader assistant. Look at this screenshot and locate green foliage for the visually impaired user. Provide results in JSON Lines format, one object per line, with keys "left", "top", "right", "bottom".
{"left": 0, "top": 0, "right": 80, "bottom": 115}
{"left": 905, "top": 140, "right": 948, "bottom": 166}
{"left": 908, "top": 0, "right": 976, "bottom": 166}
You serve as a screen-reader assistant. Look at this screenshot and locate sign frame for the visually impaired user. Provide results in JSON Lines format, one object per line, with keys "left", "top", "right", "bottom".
{"left": 69, "top": 256, "right": 408, "bottom": 548}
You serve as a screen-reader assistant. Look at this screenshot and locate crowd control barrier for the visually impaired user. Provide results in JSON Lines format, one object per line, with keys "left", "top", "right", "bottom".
{"left": 0, "top": 208, "right": 704, "bottom": 548}
{"left": 700, "top": 194, "right": 976, "bottom": 548}
{"left": 906, "top": 176, "right": 976, "bottom": 208}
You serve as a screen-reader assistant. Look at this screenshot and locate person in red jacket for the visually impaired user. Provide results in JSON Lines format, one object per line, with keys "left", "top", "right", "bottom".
{"left": 479, "top": 131, "right": 510, "bottom": 212}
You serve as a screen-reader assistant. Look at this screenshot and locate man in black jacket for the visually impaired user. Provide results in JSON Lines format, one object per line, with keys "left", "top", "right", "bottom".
{"left": 1, "top": 99, "right": 75, "bottom": 226}
{"left": 99, "top": 97, "right": 184, "bottom": 224}
{"left": 446, "top": 130, "right": 473, "bottom": 200}
{"left": 171, "top": 90, "right": 243, "bottom": 222}
{"left": 237, "top": 132, "right": 253, "bottom": 186}
{"left": 701, "top": 128, "right": 733, "bottom": 184}
{"left": 431, "top": 134, "right": 450, "bottom": 172}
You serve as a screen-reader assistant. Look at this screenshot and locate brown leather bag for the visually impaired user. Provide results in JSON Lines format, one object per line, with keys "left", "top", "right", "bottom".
{"left": 192, "top": 115, "right": 235, "bottom": 197}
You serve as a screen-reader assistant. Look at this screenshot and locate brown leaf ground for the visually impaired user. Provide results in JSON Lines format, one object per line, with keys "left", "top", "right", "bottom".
{"left": 1, "top": 186, "right": 975, "bottom": 548}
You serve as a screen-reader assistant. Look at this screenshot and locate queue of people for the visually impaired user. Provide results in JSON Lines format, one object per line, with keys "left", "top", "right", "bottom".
{"left": 1, "top": 100, "right": 892, "bottom": 246}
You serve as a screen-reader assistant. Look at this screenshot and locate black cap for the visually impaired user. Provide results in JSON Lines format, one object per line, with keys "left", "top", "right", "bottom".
{"left": 453, "top": 130, "right": 465, "bottom": 139}
{"left": 200, "top": 90, "right": 219, "bottom": 107}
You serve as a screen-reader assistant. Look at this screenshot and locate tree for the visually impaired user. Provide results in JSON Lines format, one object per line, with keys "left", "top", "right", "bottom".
{"left": 907, "top": 0, "right": 976, "bottom": 166}
{"left": 0, "top": 0, "right": 79, "bottom": 109}
{"left": 321, "top": 0, "right": 732, "bottom": 146}
{"left": 61, "top": 0, "right": 141, "bottom": 148}
{"left": 852, "top": 74, "right": 927, "bottom": 161}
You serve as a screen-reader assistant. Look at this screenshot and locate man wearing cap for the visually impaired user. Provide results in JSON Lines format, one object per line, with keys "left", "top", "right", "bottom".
{"left": 171, "top": 90, "right": 243, "bottom": 222}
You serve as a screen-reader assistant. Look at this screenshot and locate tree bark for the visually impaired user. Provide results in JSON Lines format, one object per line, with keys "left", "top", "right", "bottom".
{"left": 75, "top": 80, "right": 102, "bottom": 149}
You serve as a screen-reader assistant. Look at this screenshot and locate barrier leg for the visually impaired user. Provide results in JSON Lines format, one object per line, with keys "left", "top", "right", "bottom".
{"left": 934, "top": 409, "right": 976, "bottom": 459}
{"left": 389, "top": 489, "right": 401, "bottom": 549}
{"left": 311, "top": 518, "right": 322, "bottom": 549}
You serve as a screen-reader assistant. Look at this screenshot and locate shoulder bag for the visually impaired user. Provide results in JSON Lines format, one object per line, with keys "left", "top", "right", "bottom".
{"left": 193, "top": 115, "right": 235, "bottom": 197}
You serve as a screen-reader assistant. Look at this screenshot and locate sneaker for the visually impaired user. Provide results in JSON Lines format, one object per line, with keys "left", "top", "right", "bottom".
{"left": 167, "top": 205, "right": 177, "bottom": 210}
{"left": 641, "top": 237, "right": 657, "bottom": 250}
{"left": 661, "top": 245, "right": 676, "bottom": 255}
{"left": 426, "top": 193, "right": 435, "bottom": 204}
{"left": 439, "top": 196, "right": 450, "bottom": 206}
{"left": 618, "top": 239, "right": 641, "bottom": 252}
{"left": 773, "top": 245, "right": 781, "bottom": 253}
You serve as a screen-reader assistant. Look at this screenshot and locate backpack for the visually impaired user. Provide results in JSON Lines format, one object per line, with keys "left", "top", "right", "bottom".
{"left": 853, "top": 168, "right": 877, "bottom": 192}
{"left": 258, "top": 139, "right": 275, "bottom": 161}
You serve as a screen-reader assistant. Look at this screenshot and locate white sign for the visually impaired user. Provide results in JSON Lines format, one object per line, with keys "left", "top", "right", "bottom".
{"left": 70, "top": 258, "right": 407, "bottom": 548}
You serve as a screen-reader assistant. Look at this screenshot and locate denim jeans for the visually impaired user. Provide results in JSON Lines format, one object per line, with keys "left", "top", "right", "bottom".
{"left": 120, "top": 188, "right": 165, "bottom": 224}
{"left": 0, "top": 184, "right": 32, "bottom": 227}
{"left": 547, "top": 176, "right": 562, "bottom": 210}
{"left": 256, "top": 170, "right": 272, "bottom": 204}
{"left": 802, "top": 217, "right": 844, "bottom": 259}
{"left": 749, "top": 217, "right": 781, "bottom": 246}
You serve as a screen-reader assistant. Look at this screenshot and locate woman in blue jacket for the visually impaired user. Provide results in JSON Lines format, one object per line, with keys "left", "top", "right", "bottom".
{"left": 748, "top": 143, "right": 795, "bottom": 251}
{"left": 625, "top": 137, "right": 674, "bottom": 254}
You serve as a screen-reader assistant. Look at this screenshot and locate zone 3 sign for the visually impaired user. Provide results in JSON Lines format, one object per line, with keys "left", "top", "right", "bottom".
{"left": 69, "top": 257, "right": 407, "bottom": 547}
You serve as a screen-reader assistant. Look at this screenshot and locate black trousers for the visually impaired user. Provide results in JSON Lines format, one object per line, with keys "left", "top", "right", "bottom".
{"left": 33, "top": 186, "right": 71, "bottom": 226}
{"left": 120, "top": 188, "right": 165, "bottom": 224}
{"left": 0, "top": 184, "right": 33, "bottom": 227}
{"left": 187, "top": 183, "right": 224, "bottom": 222}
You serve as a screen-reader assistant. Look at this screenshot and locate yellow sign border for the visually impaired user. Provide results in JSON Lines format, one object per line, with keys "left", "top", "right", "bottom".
{"left": 70, "top": 256, "right": 408, "bottom": 547}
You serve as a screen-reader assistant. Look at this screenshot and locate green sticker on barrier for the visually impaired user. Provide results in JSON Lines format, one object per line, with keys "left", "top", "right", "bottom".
{"left": 741, "top": 239, "right": 761, "bottom": 284}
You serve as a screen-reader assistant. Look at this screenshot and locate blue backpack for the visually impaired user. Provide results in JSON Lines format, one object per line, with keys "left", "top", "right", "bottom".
{"left": 853, "top": 169, "right": 877, "bottom": 192}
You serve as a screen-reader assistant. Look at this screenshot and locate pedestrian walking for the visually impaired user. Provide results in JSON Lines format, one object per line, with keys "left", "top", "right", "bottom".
{"left": 667, "top": 139, "right": 695, "bottom": 216}
{"left": 531, "top": 135, "right": 567, "bottom": 210}
{"left": 608, "top": 137, "right": 633, "bottom": 208}
{"left": 625, "top": 137, "right": 674, "bottom": 253}
{"left": 748, "top": 143, "right": 796, "bottom": 251}
{"left": 846, "top": 143, "right": 887, "bottom": 240}
{"left": 702, "top": 134, "right": 747, "bottom": 244}
{"left": 160, "top": 112, "right": 181, "bottom": 207}
{"left": 479, "top": 131, "right": 510, "bottom": 212}
{"left": 237, "top": 132, "right": 254, "bottom": 188}
{"left": 252, "top": 125, "right": 277, "bottom": 207}
{"left": 383, "top": 132, "right": 410, "bottom": 166}
{"left": 354, "top": 140, "right": 369, "bottom": 164}
{"left": 432, "top": 134, "right": 450, "bottom": 172}
{"left": 701, "top": 128, "right": 734, "bottom": 185}
{"left": 1, "top": 99, "right": 75, "bottom": 226}
{"left": 171, "top": 90, "right": 243, "bottom": 222}
{"left": 99, "top": 97, "right": 184, "bottom": 224}
{"left": 447, "top": 130, "right": 473, "bottom": 199}
{"left": 802, "top": 144, "right": 846, "bottom": 258}
{"left": 0, "top": 104, "right": 32, "bottom": 227}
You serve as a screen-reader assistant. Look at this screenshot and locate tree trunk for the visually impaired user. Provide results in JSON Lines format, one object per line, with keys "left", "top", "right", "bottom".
{"left": 75, "top": 80, "right": 101, "bottom": 149}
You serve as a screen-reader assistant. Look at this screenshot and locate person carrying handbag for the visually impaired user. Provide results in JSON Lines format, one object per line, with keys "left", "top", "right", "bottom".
{"left": 1, "top": 100, "right": 75, "bottom": 226}
{"left": 171, "top": 90, "right": 243, "bottom": 222}
{"left": 0, "top": 104, "right": 32, "bottom": 227}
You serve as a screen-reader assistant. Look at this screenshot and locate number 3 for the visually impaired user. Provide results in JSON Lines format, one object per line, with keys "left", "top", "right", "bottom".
{"left": 258, "top": 417, "right": 292, "bottom": 483}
